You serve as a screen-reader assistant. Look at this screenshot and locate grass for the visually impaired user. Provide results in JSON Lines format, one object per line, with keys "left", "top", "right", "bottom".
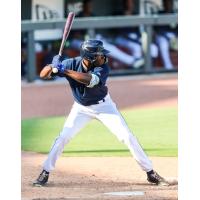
{"left": 21, "top": 107, "right": 177, "bottom": 157}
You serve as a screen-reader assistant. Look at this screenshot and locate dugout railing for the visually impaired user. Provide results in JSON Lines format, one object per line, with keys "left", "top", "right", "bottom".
{"left": 21, "top": 14, "right": 178, "bottom": 82}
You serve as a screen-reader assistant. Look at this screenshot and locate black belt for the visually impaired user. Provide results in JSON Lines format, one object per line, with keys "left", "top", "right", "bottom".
{"left": 81, "top": 98, "right": 106, "bottom": 106}
{"left": 97, "top": 98, "right": 105, "bottom": 104}
{"left": 90, "top": 98, "right": 105, "bottom": 105}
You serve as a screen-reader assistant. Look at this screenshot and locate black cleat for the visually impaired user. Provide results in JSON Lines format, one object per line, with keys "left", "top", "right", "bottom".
{"left": 33, "top": 170, "right": 49, "bottom": 187}
{"left": 147, "top": 170, "right": 169, "bottom": 186}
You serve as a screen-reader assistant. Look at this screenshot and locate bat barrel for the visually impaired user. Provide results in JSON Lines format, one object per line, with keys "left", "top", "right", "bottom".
{"left": 59, "top": 12, "right": 75, "bottom": 56}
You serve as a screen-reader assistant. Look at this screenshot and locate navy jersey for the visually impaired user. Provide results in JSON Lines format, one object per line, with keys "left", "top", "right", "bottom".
{"left": 55, "top": 56, "right": 109, "bottom": 106}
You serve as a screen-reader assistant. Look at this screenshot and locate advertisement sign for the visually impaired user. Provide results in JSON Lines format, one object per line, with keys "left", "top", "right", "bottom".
{"left": 32, "top": 0, "right": 64, "bottom": 40}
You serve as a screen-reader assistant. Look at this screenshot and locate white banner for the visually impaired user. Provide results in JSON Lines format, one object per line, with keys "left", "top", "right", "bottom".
{"left": 32, "top": 0, "right": 64, "bottom": 41}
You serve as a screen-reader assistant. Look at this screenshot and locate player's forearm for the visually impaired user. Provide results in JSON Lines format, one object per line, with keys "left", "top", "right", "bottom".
{"left": 40, "top": 65, "right": 52, "bottom": 79}
{"left": 64, "top": 70, "right": 92, "bottom": 85}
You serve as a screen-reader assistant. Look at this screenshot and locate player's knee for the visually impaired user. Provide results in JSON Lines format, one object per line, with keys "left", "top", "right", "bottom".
{"left": 53, "top": 135, "right": 66, "bottom": 148}
{"left": 115, "top": 129, "right": 133, "bottom": 144}
{"left": 123, "top": 132, "right": 136, "bottom": 146}
{"left": 117, "top": 133, "right": 131, "bottom": 144}
{"left": 117, "top": 136, "right": 125, "bottom": 143}
{"left": 58, "top": 127, "right": 74, "bottom": 145}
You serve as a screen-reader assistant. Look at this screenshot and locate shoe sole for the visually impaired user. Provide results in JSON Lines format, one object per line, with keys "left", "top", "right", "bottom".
{"left": 147, "top": 179, "right": 170, "bottom": 186}
{"left": 33, "top": 183, "right": 42, "bottom": 187}
{"left": 158, "top": 181, "right": 170, "bottom": 186}
{"left": 33, "top": 182, "right": 46, "bottom": 187}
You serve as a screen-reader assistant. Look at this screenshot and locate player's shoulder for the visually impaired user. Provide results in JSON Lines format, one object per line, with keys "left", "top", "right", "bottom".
{"left": 62, "top": 56, "right": 79, "bottom": 63}
{"left": 93, "top": 63, "right": 110, "bottom": 75}
{"left": 61, "top": 56, "right": 82, "bottom": 68}
{"left": 73, "top": 56, "right": 82, "bottom": 63}
{"left": 101, "top": 62, "right": 110, "bottom": 72}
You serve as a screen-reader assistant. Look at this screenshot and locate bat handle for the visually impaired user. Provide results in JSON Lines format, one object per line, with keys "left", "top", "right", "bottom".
{"left": 58, "top": 40, "right": 65, "bottom": 56}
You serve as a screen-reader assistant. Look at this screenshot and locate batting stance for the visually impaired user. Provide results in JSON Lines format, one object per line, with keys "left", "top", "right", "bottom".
{"left": 33, "top": 39, "right": 169, "bottom": 186}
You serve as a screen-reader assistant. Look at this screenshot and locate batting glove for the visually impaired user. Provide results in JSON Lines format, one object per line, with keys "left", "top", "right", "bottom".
{"left": 52, "top": 55, "right": 62, "bottom": 68}
{"left": 56, "top": 64, "right": 66, "bottom": 74}
{"left": 52, "top": 55, "right": 66, "bottom": 74}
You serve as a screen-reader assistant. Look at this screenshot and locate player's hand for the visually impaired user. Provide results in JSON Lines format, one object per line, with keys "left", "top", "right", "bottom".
{"left": 52, "top": 55, "right": 62, "bottom": 68}
{"left": 52, "top": 55, "right": 65, "bottom": 74}
{"left": 55, "top": 64, "right": 65, "bottom": 74}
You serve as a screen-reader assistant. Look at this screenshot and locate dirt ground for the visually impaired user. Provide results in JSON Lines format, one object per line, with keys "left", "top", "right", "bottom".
{"left": 22, "top": 152, "right": 177, "bottom": 200}
{"left": 21, "top": 74, "right": 178, "bottom": 200}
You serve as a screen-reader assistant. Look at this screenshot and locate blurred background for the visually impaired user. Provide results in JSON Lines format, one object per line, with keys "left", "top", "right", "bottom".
{"left": 21, "top": 0, "right": 178, "bottom": 82}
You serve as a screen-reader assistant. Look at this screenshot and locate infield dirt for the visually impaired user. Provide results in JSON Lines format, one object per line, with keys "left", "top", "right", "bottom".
{"left": 22, "top": 152, "right": 177, "bottom": 200}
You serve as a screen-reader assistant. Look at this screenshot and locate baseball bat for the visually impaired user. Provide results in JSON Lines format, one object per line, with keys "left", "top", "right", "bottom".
{"left": 58, "top": 12, "right": 75, "bottom": 56}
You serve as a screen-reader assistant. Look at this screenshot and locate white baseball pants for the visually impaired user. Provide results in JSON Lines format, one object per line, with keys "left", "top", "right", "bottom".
{"left": 156, "top": 32, "right": 176, "bottom": 69}
{"left": 43, "top": 94, "right": 153, "bottom": 172}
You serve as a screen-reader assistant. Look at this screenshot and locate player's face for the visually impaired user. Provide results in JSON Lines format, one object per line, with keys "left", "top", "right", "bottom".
{"left": 94, "top": 55, "right": 105, "bottom": 66}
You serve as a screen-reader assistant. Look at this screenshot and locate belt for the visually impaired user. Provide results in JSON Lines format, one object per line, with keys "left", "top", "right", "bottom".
{"left": 97, "top": 94, "right": 109, "bottom": 104}
{"left": 97, "top": 98, "right": 105, "bottom": 104}
{"left": 81, "top": 94, "right": 109, "bottom": 106}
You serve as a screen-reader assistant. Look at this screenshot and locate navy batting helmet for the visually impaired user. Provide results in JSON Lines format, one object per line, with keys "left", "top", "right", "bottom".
{"left": 80, "top": 39, "right": 110, "bottom": 63}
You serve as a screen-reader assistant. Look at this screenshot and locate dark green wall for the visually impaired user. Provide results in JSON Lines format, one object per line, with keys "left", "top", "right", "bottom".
{"left": 21, "top": 0, "right": 139, "bottom": 20}
{"left": 21, "top": 0, "right": 32, "bottom": 20}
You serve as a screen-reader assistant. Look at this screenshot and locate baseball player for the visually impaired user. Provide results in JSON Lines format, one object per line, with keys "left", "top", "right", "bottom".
{"left": 33, "top": 39, "right": 169, "bottom": 187}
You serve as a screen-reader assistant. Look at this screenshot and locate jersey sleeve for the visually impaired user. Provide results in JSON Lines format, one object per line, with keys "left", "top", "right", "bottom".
{"left": 92, "top": 65, "right": 109, "bottom": 85}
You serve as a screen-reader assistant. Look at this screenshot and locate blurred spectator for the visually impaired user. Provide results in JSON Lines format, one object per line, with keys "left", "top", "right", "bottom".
{"left": 35, "top": 42, "right": 44, "bottom": 75}
{"left": 112, "top": 0, "right": 159, "bottom": 68}
{"left": 154, "top": 0, "right": 178, "bottom": 69}
{"left": 35, "top": 42, "right": 59, "bottom": 75}
{"left": 70, "top": 0, "right": 95, "bottom": 47}
{"left": 21, "top": 41, "right": 27, "bottom": 79}
{"left": 113, "top": 0, "right": 145, "bottom": 68}
{"left": 77, "top": 0, "right": 95, "bottom": 17}
{"left": 35, "top": 42, "right": 43, "bottom": 53}
{"left": 43, "top": 43, "right": 54, "bottom": 66}
{"left": 69, "top": 0, "right": 145, "bottom": 69}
